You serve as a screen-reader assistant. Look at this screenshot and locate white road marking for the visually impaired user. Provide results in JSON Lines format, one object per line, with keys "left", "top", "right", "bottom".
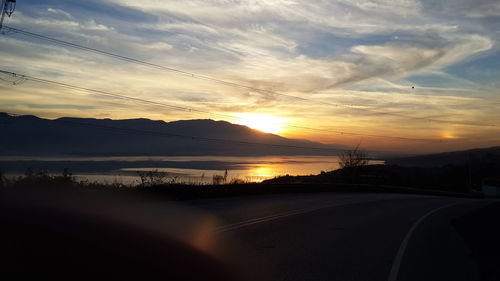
{"left": 387, "top": 202, "right": 459, "bottom": 281}
{"left": 211, "top": 195, "right": 434, "bottom": 235}
{"left": 211, "top": 202, "right": 345, "bottom": 234}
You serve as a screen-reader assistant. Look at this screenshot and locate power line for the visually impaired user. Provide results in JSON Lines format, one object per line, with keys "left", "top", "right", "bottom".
{"left": 2, "top": 25, "right": 496, "bottom": 128}
{"left": 0, "top": 69, "right": 442, "bottom": 142}
{"left": 0, "top": 70, "right": 234, "bottom": 120}
{"left": 1, "top": 111, "right": 345, "bottom": 153}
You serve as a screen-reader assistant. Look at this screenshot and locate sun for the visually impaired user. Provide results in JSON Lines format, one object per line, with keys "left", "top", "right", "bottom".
{"left": 236, "top": 114, "right": 286, "bottom": 134}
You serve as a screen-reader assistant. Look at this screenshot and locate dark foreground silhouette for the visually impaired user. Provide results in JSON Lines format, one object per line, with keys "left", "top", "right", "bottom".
{"left": 0, "top": 191, "right": 241, "bottom": 281}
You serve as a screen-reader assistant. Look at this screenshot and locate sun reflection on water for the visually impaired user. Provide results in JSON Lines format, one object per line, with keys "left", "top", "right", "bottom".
{"left": 6, "top": 156, "right": 368, "bottom": 185}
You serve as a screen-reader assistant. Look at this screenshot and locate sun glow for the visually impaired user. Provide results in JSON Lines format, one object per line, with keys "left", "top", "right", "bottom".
{"left": 236, "top": 114, "right": 287, "bottom": 134}
{"left": 440, "top": 131, "right": 459, "bottom": 139}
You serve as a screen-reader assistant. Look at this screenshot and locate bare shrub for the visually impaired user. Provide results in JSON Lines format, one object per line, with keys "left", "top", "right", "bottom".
{"left": 137, "top": 170, "right": 167, "bottom": 186}
{"left": 339, "top": 146, "right": 368, "bottom": 169}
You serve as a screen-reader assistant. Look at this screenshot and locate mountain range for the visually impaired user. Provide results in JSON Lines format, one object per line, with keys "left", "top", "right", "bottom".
{"left": 0, "top": 113, "right": 344, "bottom": 157}
{"left": 386, "top": 146, "right": 500, "bottom": 167}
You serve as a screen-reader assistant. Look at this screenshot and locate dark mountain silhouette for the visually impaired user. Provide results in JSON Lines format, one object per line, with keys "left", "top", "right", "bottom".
{"left": 0, "top": 112, "right": 344, "bottom": 156}
{"left": 267, "top": 146, "right": 500, "bottom": 193}
{"left": 386, "top": 146, "right": 500, "bottom": 167}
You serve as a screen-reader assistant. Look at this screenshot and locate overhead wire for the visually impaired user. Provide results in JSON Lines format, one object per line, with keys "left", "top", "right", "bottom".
{"left": 2, "top": 25, "right": 496, "bottom": 128}
{"left": 0, "top": 69, "right": 442, "bottom": 142}
{"left": 1, "top": 111, "right": 345, "bottom": 153}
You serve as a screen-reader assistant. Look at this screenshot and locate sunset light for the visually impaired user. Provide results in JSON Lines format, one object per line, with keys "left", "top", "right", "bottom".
{"left": 236, "top": 114, "right": 287, "bottom": 134}
{"left": 0, "top": 1, "right": 499, "bottom": 154}
{"left": 440, "top": 131, "right": 459, "bottom": 139}
{"left": 1, "top": 2, "right": 500, "bottom": 280}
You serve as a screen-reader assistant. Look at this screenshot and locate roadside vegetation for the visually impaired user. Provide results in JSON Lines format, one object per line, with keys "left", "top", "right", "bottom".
{"left": 1, "top": 147, "right": 496, "bottom": 199}
{"left": 0, "top": 168, "right": 263, "bottom": 199}
{"left": 265, "top": 150, "right": 500, "bottom": 196}
{"left": 0, "top": 166, "right": 485, "bottom": 201}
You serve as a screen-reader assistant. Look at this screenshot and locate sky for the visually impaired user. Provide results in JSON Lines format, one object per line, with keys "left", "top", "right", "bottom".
{"left": 0, "top": 0, "right": 499, "bottom": 154}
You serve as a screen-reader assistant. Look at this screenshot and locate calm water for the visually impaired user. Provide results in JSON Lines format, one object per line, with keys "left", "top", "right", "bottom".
{"left": 1, "top": 155, "right": 383, "bottom": 185}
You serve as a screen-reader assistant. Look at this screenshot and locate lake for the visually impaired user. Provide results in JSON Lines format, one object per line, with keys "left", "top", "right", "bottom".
{"left": 0, "top": 155, "right": 384, "bottom": 185}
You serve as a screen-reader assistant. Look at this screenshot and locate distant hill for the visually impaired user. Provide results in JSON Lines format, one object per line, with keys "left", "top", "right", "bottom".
{"left": 266, "top": 146, "right": 500, "bottom": 192}
{"left": 386, "top": 146, "right": 500, "bottom": 168}
{"left": 0, "top": 113, "right": 344, "bottom": 157}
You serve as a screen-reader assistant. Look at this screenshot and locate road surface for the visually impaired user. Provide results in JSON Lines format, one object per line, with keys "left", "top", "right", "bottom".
{"left": 182, "top": 193, "right": 497, "bottom": 281}
{"left": 1, "top": 192, "right": 498, "bottom": 281}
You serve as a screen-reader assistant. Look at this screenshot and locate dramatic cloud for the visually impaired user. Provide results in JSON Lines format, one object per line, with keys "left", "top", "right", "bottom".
{"left": 1, "top": 0, "right": 499, "bottom": 153}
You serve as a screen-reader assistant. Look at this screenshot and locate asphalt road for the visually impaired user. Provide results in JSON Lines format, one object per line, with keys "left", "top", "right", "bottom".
{"left": 182, "top": 193, "right": 498, "bottom": 281}
{"left": 1, "top": 191, "right": 498, "bottom": 281}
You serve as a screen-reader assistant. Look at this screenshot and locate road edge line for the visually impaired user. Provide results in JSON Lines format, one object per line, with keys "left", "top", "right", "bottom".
{"left": 387, "top": 202, "right": 459, "bottom": 281}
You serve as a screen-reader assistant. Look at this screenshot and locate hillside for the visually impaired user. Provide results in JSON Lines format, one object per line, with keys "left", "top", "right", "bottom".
{"left": 265, "top": 146, "right": 500, "bottom": 192}
{"left": 0, "top": 113, "right": 344, "bottom": 156}
{"left": 386, "top": 146, "right": 500, "bottom": 168}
